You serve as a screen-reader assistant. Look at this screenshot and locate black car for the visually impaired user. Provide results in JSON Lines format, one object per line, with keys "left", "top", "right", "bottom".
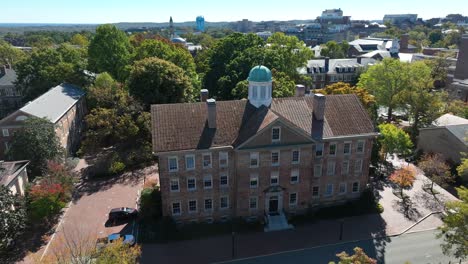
{"left": 108, "top": 207, "right": 138, "bottom": 221}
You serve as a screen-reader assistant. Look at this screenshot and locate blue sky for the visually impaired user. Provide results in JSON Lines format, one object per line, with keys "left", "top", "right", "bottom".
{"left": 1, "top": 0, "right": 466, "bottom": 23}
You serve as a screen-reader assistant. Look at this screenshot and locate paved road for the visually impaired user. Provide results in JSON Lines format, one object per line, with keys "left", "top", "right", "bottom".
{"left": 221, "top": 230, "right": 456, "bottom": 264}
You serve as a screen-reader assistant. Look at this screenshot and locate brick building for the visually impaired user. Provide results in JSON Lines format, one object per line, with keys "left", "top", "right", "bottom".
{"left": 151, "top": 66, "right": 376, "bottom": 229}
{"left": 0, "top": 83, "right": 86, "bottom": 159}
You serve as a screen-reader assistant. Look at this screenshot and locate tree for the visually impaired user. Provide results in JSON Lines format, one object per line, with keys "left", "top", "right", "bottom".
{"left": 378, "top": 123, "right": 413, "bottom": 160}
{"left": 321, "top": 41, "right": 349, "bottom": 59}
{"left": 329, "top": 247, "right": 377, "bottom": 264}
{"left": 446, "top": 100, "right": 468, "bottom": 119}
{"left": 15, "top": 44, "right": 88, "bottom": 101}
{"left": 389, "top": 165, "right": 417, "bottom": 199}
{"left": 7, "top": 117, "right": 63, "bottom": 176}
{"left": 85, "top": 72, "right": 130, "bottom": 110}
{"left": 70, "top": 33, "right": 89, "bottom": 47}
{"left": 316, "top": 82, "right": 375, "bottom": 109}
{"left": 28, "top": 182, "right": 67, "bottom": 221}
{"left": 95, "top": 238, "right": 141, "bottom": 264}
{"left": 88, "top": 24, "right": 132, "bottom": 81}
{"left": 0, "top": 186, "right": 27, "bottom": 253}
{"left": 437, "top": 186, "right": 468, "bottom": 260}
{"left": 0, "top": 40, "right": 26, "bottom": 66}
{"left": 358, "top": 58, "right": 410, "bottom": 121}
{"left": 457, "top": 154, "right": 468, "bottom": 181}
{"left": 418, "top": 153, "right": 453, "bottom": 193}
{"left": 127, "top": 57, "right": 193, "bottom": 108}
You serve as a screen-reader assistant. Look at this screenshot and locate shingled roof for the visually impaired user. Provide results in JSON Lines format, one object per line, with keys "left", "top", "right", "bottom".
{"left": 151, "top": 94, "right": 375, "bottom": 153}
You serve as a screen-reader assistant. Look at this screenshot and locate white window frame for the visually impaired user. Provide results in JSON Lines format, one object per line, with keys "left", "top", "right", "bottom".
{"left": 187, "top": 177, "right": 196, "bottom": 191}
{"left": 327, "top": 161, "right": 335, "bottom": 176}
{"left": 289, "top": 192, "right": 298, "bottom": 206}
{"left": 290, "top": 169, "right": 299, "bottom": 184}
{"left": 4, "top": 141, "right": 10, "bottom": 151}
{"left": 220, "top": 196, "right": 229, "bottom": 210}
{"left": 202, "top": 153, "right": 212, "bottom": 169}
{"left": 352, "top": 182, "right": 360, "bottom": 193}
{"left": 291, "top": 149, "right": 300, "bottom": 164}
{"left": 357, "top": 140, "right": 365, "bottom": 154}
{"left": 249, "top": 196, "right": 258, "bottom": 210}
{"left": 220, "top": 173, "right": 229, "bottom": 187}
{"left": 325, "top": 184, "right": 333, "bottom": 197}
{"left": 188, "top": 200, "right": 197, "bottom": 213}
{"left": 250, "top": 152, "right": 259, "bottom": 168}
{"left": 250, "top": 174, "right": 258, "bottom": 188}
{"left": 185, "top": 154, "right": 195, "bottom": 171}
{"left": 172, "top": 202, "right": 181, "bottom": 216}
{"left": 315, "top": 143, "right": 324, "bottom": 157}
{"left": 342, "top": 160, "right": 349, "bottom": 175}
{"left": 2, "top": 128, "right": 9, "bottom": 137}
{"left": 355, "top": 159, "right": 363, "bottom": 174}
{"left": 170, "top": 178, "right": 180, "bottom": 192}
{"left": 270, "top": 171, "right": 279, "bottom": 186}
{"left": 312, "top": 186, "right": 320, "bottom": 197}
{"left": 343, "top": 142, "right": 352, "bottom": 155}
{"left": 339, "top": 182, "right": 347, "bottom": 195}
{"left": 329, "top": 142, "right": 337, "bottom": 156}
{"left": 168, "top": 156, "right": 178, "bottom": 172}
{"left": 272, "top": 127, "right": 281, "bottom": 142}
{"left": 219, "top": 151, "right": 228, "bottom": 168}
{"left": 271, "top": 150, "right": 280, "bottom": 166}
{"left": 203, "top": 175, "right": 213, "bottom": 189}
{"left": 314, "top": 164, "right": 322, "bottom": 177}
{"left": 204, "top": 198, "right": 213, "bottom": 212}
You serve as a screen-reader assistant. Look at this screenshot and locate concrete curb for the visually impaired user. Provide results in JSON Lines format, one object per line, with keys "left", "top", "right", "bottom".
{"left": 397, "top": 211, "right": 443, "bottom": 235}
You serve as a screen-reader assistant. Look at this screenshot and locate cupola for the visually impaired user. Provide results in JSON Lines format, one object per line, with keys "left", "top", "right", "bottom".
{"left": 247, "top": 65, "right": 273, "bottom": 108}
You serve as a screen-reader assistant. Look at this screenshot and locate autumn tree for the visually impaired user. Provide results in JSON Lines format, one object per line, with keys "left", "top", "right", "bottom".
{"left": 0, "top": 186, "right": 27, "bottom": 253}
{"left": 95, "top": 238, "right": 141, "bottom": 264}
{"left": 70, "top": 33, "right": 89, "bottom": 47}
{"left": 88, "top": 24, "right": 132, "bottom": 81}
{"left": 418, "top": 153, "right": 453, "bottom": 193}
{"left": 377, "top": 123, "right": 413, "bottom": 160}
{"left": 437, "top": 186, "right": 468, "bottom": 260}
{"left": 389, "top": 165, "right": 417, "bottom": 199}
{"left": 329, "top": 247, "right": 377, "bottom": 264}
{"left": 316, "top": 82, "right": 375, "bottom": 109}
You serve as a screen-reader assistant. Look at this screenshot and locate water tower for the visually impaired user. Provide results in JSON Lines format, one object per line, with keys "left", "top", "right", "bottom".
{"left": 196, "top": 16, "right": 205, "bottom": 32}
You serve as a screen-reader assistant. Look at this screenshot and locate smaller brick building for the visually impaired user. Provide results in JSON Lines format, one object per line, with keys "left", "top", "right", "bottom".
{"left": 0, "top": 83, "right": 86, "bottom": 159}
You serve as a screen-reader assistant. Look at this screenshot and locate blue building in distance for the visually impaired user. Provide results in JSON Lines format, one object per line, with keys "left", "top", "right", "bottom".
{"left": 196, "top": 16, "right": 205, "bottom": 32}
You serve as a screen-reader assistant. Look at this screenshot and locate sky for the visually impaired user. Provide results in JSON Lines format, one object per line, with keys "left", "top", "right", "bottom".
{"left": 1, "top": 0, "right": 467, "bottom": 24}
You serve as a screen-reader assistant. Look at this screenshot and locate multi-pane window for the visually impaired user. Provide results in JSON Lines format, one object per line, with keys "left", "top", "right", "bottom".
{"left": 202, "top": 153, "right": 212, "bottom": 168}
{"left": 272, "top": 127, "right": 281, "bottom": 142}
{"left": 204, "top": 199, "right": 213, "bottom": 211}
{"left": 325, "top": 184, "right": 333, "bottom": 196}
{"left": 312, "top": 186, "right": 320, "bottom": 197}
{"left": 220, "top": 196, "right": 229, "bottom": 209}
{"left": 327, "top": 161, "right": 335, "bottom": 176}
{"left": 344, "top": 142, "right": 351, "bottom": 155}
{"left": 249, "top": 197, "right": 258, "bottom": 210}
{"left": 2, "top": 129, "right": 9, "bottom": 137}
{"left": 289, "top": 193, "right": 297, "bottom": 205}
{"left": 355, "top": 159, "right": 363, "bottom": 173}
{"left": 329, "top": 143, "right": 337, "bottom": 156}
{"left": 220, "top": 174, "right": 229, "bottom": 187}
{"left": 250, "top": 174, "right": 258, "bottom": 188}
{"left": 170, "top": 179, "right": 179, "bottom": 192}
{"left": 250, "top": 152, "right": 259, "bottom": 168}
{"left": 187, "top": 178, "right": 196, "bottom": 191}
{"left": 352, "top": 182, "right": 360, "bottom": 193}
{"left": 188, "top": 200, "right": 197, "bottom": 213}
{"left": 203, "top": 175, "right": 212, "bottom": 189}
{"left": 172, "top": 202, "right": 181, "bottom": 215}
{"left": 292, "top": 150, "right": 300, "bottom": 164}
{"left": 219, "top": 152, "right": 228, "bottom": 168}
{"left": 314, "top": 164, "right": 322, "bottom": 177}
{"left": 270, "top": 171, "right": 279, "bottom": 186}
{"left": 342, "top": 160, "right": 349, "bottom": 175}
{"left": 271, "top": 151, "right": 280, "bottom": 166}
{"left": 168, "top": 157, "right": 178, "bottom": 172}
{"left": 185, "top": 155, "right": 195, "bottom": 170}
{"left": 315, "top": 143, "right": 324, "bottom": 157}
{"left": 290, "top": 169, "right": 299, "bottom": 184}
{"left": 357, "top": 140, "right": 365, "bottom": 153}
{"left": 339, "top": 183, "right": 347, "bottom": 195}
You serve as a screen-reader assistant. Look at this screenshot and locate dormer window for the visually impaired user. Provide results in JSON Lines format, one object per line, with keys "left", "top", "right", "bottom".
{"left": 272, "top": 127, "right": 281, "bottom": 142}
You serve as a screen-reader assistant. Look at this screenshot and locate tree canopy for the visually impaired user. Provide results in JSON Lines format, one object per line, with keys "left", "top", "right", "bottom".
{"left": 378, "top": 123, "right": 413, "bottom": 159}
{"left": 320, "top": 41, "right": 349, "bottom": 59}
{"left": 0, "top": 40, "right": 26, "bottom": 66}
{"left": 418, "top": 153, "right": 453, "bottom": 192}
{"left": 0, "top": 186, "right": 27, "bottom": 253}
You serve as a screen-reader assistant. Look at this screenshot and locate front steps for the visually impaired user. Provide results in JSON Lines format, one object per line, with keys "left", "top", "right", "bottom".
{"left": 264, "top": 212, "right": 294, "bottom": 232}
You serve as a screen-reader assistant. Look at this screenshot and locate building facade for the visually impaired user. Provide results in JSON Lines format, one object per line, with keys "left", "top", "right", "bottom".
{"left": 0, "top": 160, "right": 29, "bottom": 196}
{"left": 152, "top": 65, "right": 376, "bottom": 225}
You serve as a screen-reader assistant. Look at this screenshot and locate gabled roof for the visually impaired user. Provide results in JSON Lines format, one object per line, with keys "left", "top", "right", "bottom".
{"left": 307, "top": 58, "right": 377, "bottom": 74}
{"left": 0, "top": 69, "right": 17, "bottom": 86}
{"left": 0, "top": 160, "right": 29, "bottom": 186}
{"left": 151, "top": 94, "right": 375, "bottom": 153}
{"left": 20, "top": 83, "right": 84, "bottom": 124}
{"left": 433, "top": 113, "right": 468, "bottom": 126}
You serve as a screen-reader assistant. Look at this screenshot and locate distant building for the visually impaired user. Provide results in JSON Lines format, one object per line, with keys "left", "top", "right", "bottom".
{"left": 0, "top": 65, "right": 22, "bottom": 119}
{"left": 0, "top": 160, "right": 29, "bottom": 196}
{"left": 169, "top": 16, "right": 175, "bottom": 39}
{"left": 237, "top": 19, "right": 253, "bottom": 33}
{"left": 383, "top": 14, "right": 418, "bottom": 25}
{"left": 196, "top": 16, "right": 205, "bottom": 32}
{"left": 449, "top": 34, "right": 468, "bottom": 101}
{"left": 256, "top": 31, "right": 272, "bottom": 40}
{"left": 348, "top": 35, "right": 417, "bottom": 57}
{"left": 320, "top": 8, "right": 343, "bottom": 20}
{"left": 0, "top": 84, "right": 86, "bottom": 159}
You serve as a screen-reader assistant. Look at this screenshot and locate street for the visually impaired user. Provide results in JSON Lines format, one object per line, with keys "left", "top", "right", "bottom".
{"left": 221, "top": 229, "right": 456, "bottom": 264}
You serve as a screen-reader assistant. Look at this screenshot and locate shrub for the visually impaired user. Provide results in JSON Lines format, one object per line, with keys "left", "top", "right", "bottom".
{"left": 109, "top": 161, "right": 125, "bottom": 175}
{"left": 28, "top": 183, "right": 67, "bottom": 221}
{"left": 139, "top": 187, "right": 162, "bottom": 221}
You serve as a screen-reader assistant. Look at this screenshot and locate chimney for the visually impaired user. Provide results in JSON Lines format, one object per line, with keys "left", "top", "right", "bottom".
{"left": 324, "top": 57, "right": 330, "bottom": 73}
{"left": 357, "top": 57, "right": 362, "bottom": 64}
{"left": 400, "top": 34, "right": 409, "bottom": 51}
{"left": 206, "top": 98, "right": 216, "bottom": 129}
{"left": 454, "top": 34, "right": 468, "bottom": 80}
{"left": 295, "top": 84, "right": 305, "bottom": 97}
{"left": 200, "top": 89, "right": 209, "bottom": 102}
{"left": 313, "top": 93, "right": 326, "bottom": 121}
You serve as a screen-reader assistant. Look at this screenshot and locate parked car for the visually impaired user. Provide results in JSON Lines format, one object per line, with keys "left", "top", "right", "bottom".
{"left": 108, "top": 207, "right": 138, "bottom": 221}
{"left": 107, "top": 233, "right": 136, "bottom": 246}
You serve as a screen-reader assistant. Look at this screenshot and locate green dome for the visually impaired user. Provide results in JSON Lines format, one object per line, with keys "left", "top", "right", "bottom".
{"left": 248, "top": 65, "right": 272, "bottom": 82}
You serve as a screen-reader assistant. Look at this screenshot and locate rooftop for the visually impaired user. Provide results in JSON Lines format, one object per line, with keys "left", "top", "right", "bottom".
{"left": 433, "top": 113, "right": 468, "bottom": 126}
{"left": 0, "top": 160, "right": 29, "bottom": 186}
{"left": 0, "top": 68, "right": 17, "bottom": 86}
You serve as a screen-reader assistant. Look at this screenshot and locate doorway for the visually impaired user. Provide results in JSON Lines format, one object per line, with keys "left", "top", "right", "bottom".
{"left": 269, "top": 196, "right": 279, "bottom": 213}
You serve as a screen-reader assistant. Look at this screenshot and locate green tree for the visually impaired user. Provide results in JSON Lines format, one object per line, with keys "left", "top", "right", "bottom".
{"left": 15, "top": 44, "right": 88, "bottom": 101}
{"left": 358, "top": 58, "right": 410, "bottom": 121}
{"left": 7, "top": 117, "right": 63, "bottom": 176}
{"left": 95, "top": 238, "right": 141, "bottom": 264}
{"left": 437, "top": 186, "right": 468, "bottom": 260}
{"left": 418, "top": 153, "right": 453, "bottom": 193}
{"left": 457, "top": 154, "right": 468, "bottom": 181}
{"left": 321, "top": 41, "right": 349, "bottom": 59}
{"left": 0, "top": 40, "right": 26, "bottom": 66}
{"left": 88, "top": 24, "right": 132, "bottom": 81}
{"left": 85, "top": 72, "right": 129, "bottom": 110}
{"left": 70, "top": 33, "right": 89, "bottom": 47}
{"left": 378, "top": 123, "right": 413, "bottom": 160}
{"left": 0, "top": 186, "right": 27, "bottom": 253}
{"left": 127, "top": 57, "right": 193, "bottom": 108}
{"left": 329, "top": 247, "right": 377, "bottom": 264}
{"left": 446, "top": 100, "right": 468, "bottom": 119}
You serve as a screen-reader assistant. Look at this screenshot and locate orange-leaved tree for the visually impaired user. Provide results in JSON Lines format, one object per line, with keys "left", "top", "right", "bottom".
{"left": 389, "top": 165, "right": 416, "bottom": 199}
